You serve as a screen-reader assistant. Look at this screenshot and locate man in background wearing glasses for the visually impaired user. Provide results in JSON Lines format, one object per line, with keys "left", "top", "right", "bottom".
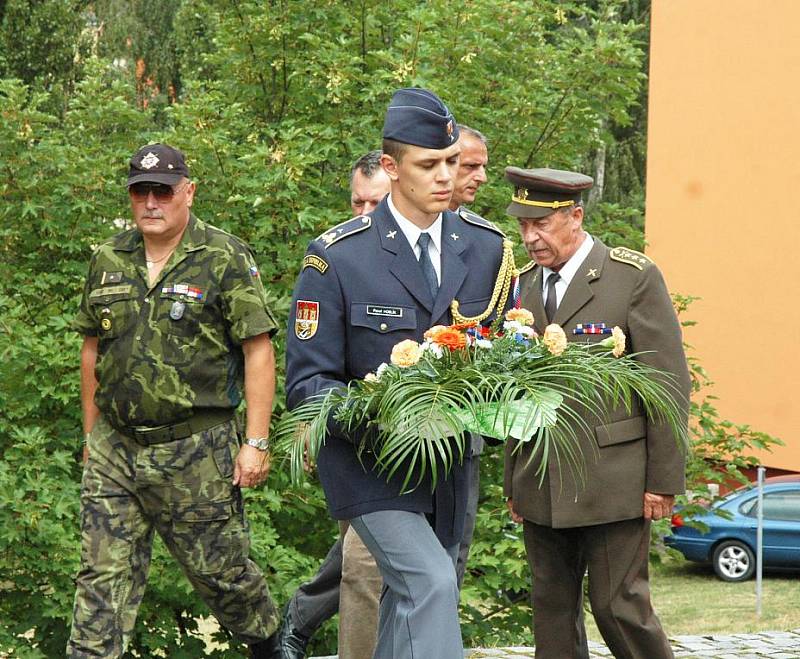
{"left": 67, "top": 143, "right": 282, "bottom": 658}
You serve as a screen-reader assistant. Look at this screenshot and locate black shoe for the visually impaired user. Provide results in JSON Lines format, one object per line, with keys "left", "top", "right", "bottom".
{"left": 278, "top": 605, "right": 311, "bottom": 659}
{"left": 249, "top": 631, "right": 281, "bottom": 659}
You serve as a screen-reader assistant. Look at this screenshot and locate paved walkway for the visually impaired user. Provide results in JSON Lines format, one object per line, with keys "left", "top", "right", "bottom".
{"left": 315, "top": 630, "right": 800, "bottom": 658}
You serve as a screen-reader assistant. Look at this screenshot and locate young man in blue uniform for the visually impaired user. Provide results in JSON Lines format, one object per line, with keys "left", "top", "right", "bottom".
{"left": 285, "top": 88, "right": 507, "bottom": 658}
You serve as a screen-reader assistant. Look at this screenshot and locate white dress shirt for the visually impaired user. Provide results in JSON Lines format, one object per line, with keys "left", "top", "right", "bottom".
{"left": 541, "top": 234, "right": 595, "bottom": 308}
{"left": 388, "top": 194, "right": 443, "bottom": 284}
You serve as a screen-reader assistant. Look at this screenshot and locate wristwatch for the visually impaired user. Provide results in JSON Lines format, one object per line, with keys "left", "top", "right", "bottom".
{"left": 246, "top": 436, "right": 270, "bottom": 451}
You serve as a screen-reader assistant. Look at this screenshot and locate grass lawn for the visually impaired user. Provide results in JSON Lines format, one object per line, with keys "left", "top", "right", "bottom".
{"left": 585, "top": 556, "right": 800, "bottom": 641}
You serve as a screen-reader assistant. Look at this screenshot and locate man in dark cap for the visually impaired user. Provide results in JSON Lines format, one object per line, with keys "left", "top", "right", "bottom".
{"left": 286, "top": 89, "right": 508, "bottom": 658}
{"left": 67, "top": 144, "right": 282, "bottom": 658}
{"left": 503, "top": 167, "right": 690, "bottom": 658}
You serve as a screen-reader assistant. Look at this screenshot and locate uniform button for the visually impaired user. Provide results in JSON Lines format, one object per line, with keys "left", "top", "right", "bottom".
{"left": 136, "top": 336, "right": 141, "bottom": 341}
{"left": 144, "top": 297, "right": 150, "bottom": 303}
{"left": 379, "top": 323, "right": 388, "bottom": 331}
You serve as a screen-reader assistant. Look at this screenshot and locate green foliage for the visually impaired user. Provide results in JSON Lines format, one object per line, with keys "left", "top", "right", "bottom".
{"left": 0, "top": 0, "right": 92, "bottom": 112}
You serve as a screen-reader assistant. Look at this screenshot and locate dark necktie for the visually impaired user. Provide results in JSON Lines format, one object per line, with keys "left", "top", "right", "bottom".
{"left": 544, "top": 271, "right": 560, "bottom": 323}
{"left": 417, "top": 232, "right": 439, "bottom": 299}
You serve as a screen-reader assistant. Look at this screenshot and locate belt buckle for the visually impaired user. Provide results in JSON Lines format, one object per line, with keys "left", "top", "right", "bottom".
{"left": 131, "top": 423, "right": 170, "bottom": 445}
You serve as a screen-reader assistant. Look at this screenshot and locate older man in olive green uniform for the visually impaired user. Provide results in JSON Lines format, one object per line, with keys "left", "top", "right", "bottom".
{"left": 503, "top": 167, "right": 690, "bottom": 659}
{"left": 67, "top": 144, "right": 281, "bottom": 658}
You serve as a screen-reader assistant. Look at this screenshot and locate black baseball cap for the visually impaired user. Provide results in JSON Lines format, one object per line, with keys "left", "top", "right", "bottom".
{"left": 127, "top": 143, "right": 190, "bottom": 187}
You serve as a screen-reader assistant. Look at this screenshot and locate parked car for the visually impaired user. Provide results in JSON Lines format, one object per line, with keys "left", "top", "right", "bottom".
{"left": 666, "top": 475, "right": 800, "bottom": 582}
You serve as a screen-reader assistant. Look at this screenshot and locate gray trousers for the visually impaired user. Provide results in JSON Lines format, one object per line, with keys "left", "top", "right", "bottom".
{"left": 456, "top": 454, "right": 480, "bottom": 587}
{"left": 287, "top": 536, "right": 343, "bottom": 637}
{"left": 350, "top": 510, "right": 462, "bottom": 659}
{"left": 288, "top": 454, "right": 481, "bottom": 648}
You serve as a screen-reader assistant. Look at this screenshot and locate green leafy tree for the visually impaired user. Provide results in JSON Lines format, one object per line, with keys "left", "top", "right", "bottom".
{"left": 0, "top": 0, "right": 92, "bottom": 112}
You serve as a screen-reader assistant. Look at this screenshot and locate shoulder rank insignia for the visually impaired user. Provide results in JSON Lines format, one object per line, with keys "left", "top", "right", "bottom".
{"left": 302, "top": 254, "right": 329, "bottom": 274}
{"left": 609, "top": 246, "right": 652, "bottom": 271}
{"left": 517, "top": 260, "right": 537, "bottom": 276}
{"left": 317, "top": 216, "right": 371, "bottom": 249}
{"left": 458, "top": 208, "right": 505, "bottom": 237}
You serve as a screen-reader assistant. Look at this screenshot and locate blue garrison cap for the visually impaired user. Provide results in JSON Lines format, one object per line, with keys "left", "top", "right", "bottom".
{"left": 382, "top": 88, "right": 459, "bottom": 149}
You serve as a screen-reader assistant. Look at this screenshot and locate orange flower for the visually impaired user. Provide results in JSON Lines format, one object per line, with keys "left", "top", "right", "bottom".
{"left": 451, "top": 321, "right": 478, "bottom": 331}
{"left": 505, "top": 308, "right": 535, "bottom": 326}
{"left": 424, "top": 325, "right": 449, "bottom": 341}
{"left": 390, "top": 339, "right": 422, "bottom": 367}
{"left": 542, "top": 324, "right": 568, "bottom": 356}
{"left": 431, "top": 327, "right": 467, "bottom": 351}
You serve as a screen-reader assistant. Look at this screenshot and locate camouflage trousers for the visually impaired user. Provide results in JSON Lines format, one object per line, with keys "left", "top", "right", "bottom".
{"left": 66, "top": 416, "right": 278, "bottom": 657}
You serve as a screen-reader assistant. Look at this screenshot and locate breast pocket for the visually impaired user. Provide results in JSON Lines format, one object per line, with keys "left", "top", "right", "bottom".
{"left": 159, "top": 293, "right": 205, "bottom": 337}
{"left": 349, "top": 303, "right": 418, "bottom": 375}
{"left": 89, "top": 288, "right": 137, "bottom": 340}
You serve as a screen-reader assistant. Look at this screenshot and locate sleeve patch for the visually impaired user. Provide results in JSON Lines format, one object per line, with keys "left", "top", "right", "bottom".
{"left": 609, "top": 246, "right": 652, "bottom": 271}
{"left": 295, "top": 300, "right": 320, "bottom": 340}
{"left": 302, "top": 255, "right": 329, "bottom": 274}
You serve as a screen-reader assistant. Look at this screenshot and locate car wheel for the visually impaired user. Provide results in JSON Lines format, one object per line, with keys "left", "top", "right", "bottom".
{"left": 712, "top": 540, "right": 755, "bottom": 582}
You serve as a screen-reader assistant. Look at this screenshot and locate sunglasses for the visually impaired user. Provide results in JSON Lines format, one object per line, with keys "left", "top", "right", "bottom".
{"left": 129, "top": 182, "right": 189, "bottom": 202}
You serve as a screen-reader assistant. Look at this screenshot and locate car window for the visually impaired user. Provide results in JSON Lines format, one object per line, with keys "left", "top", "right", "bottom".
{"left": 739, "top": 497, "right": 757, "bottom": 517}
{"left": 764, "top": 492, "right": 800, "bottom": 521}
{"left": 740, "top": 491, "right": 800, "bottom": 521}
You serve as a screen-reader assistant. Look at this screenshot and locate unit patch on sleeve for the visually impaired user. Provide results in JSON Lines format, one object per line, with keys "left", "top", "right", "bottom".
{"left": 295, "top": 300, "right": 320, "bottom": 340}
{"left": 302, "top": 255, "right": 329, "bottom": 275}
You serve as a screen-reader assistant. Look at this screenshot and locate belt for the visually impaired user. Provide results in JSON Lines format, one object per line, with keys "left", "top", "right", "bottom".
{"left": 120, "top": 409, "right": 235, "bottom": 446}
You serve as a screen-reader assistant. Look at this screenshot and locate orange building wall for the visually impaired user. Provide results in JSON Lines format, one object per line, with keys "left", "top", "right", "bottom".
{"left": 646, "top": 0, "right": 800, "bottom": 472}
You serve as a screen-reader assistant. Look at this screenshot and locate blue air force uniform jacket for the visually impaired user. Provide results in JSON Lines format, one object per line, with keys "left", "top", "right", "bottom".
{"left": 286, "top": 198, "right": 506, "bottom": 546}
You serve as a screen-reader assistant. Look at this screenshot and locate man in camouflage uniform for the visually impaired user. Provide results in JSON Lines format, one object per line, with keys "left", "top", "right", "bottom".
{"left": 67, "top": 143, "right": 281, "bottom": 658}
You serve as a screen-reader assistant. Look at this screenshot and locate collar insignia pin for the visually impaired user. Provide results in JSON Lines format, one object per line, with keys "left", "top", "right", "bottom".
{"left": 386, "top": 230, "right": 397, "bottom": 239}
{"left": 450, "top": 233, "right": 459, "bottom": 241}
{"left": 587, "top": 268, "right": 598, "bottom": 277}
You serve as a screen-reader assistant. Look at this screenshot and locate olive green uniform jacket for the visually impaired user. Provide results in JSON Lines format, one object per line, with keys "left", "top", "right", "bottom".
{"left": 503, "top": 238, "right": 690, "bottom": 528}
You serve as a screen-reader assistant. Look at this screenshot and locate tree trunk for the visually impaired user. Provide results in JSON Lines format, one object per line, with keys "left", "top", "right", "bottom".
{"left": 588, "top": 140, "right": 606, "bottom": 208}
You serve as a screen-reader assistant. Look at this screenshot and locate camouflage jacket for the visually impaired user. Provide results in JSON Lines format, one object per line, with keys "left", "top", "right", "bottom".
{"left": 73, "top": 215, "right": 277, "bottom": 429}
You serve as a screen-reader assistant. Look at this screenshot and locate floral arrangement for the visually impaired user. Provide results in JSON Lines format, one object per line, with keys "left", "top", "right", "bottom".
{"left": 273, "top": 309, "right": 685, "bottom": 490}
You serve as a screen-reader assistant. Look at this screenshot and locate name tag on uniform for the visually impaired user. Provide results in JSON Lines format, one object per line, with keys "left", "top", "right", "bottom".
{"left": 367, "top": 305, "right": 403, "bottom": 318}
{"left": 89, "top": 284, "right": 133, "bottom": 300}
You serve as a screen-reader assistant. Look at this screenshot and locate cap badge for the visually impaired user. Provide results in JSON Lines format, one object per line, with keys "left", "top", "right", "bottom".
{"left": 295, "top": 300, "right": 319, "bottom": 340}
{"left": 518, "top": 187, "right": 529, "bottom": 200}
{"left": 140, "top": 152, "right": 159, "bottom": 169}
{"left": 446, "top": 119, "right": 454, "bottom": 141}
